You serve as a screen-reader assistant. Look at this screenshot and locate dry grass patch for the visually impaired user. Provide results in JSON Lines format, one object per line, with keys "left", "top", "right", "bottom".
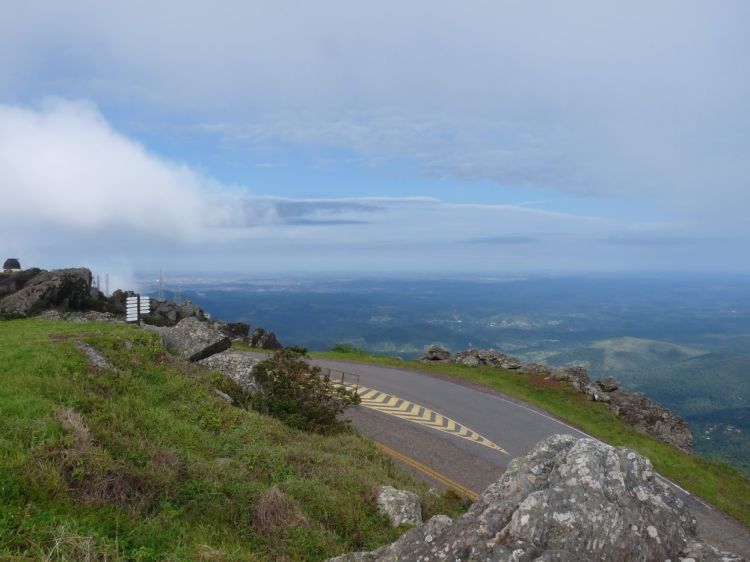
{"left": 251, "top": 486, "right": 309, "bottom": 538}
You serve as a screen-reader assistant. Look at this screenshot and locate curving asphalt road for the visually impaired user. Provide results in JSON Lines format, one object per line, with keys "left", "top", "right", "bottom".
{"left": 307, "top": 357, "right": 750, "bottom": 559}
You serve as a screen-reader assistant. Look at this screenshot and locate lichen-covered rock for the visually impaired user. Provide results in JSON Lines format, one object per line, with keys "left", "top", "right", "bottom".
{"left": 454, "top": 348, "right": 523, "bottom": 370}
{"left": 249, "top": 328, "right": 283, "bottom": 350}
{"left": 375, "top": 486, "right": 422, "bottom": 527}
{"left": 0, "top": 268, "right": 94, "bottom": 318}
{"left": 608, "top": 389, "right": 694, "bottom": 452}
{"left": 421, "top": 345, "right": 451, "bottom": 362}
{"left": 159, "top": 317, "right": 231, "bottom": 362}
{"left": 327, "top": 435, "right": 744, "bottom": 562}
{"left": 328, "top": 515, "right": 453, "bottom": 562}
{"left": 198, "top": 349, "right": 260, "bottom": 391}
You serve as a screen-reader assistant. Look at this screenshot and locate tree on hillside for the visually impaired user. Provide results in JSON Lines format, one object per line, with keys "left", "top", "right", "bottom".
{"left": 251, "top": 348, "right": 360, "bottom": 433}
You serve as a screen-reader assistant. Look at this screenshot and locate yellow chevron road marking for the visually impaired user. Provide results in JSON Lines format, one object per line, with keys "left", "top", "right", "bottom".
{"left": 342, "top": 383, "right": 508, "bottom": 455}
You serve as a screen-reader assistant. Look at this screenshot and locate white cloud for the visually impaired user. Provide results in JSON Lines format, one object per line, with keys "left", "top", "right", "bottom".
{"left": 0, "top": 99, "right": 218, "bottom": 239}
{"left": 2, "top": 99, "right": 743, "bottom": 274}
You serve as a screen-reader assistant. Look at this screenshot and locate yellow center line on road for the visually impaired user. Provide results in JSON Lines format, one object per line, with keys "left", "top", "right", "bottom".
{"left": 375, "top": 441, "right": 480, "bottom": 501}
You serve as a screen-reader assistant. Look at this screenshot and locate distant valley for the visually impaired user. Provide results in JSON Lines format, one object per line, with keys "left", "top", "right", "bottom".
{"left": 142, "top": 274, "right": 750, "bottom": 474}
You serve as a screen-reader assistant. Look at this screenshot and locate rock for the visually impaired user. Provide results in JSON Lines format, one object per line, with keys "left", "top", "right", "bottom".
{"left": 518, "top": 362, "right": 551, "bottom": 374}
{"left": 141, "top": 298, "right": 206, "bottom": 327}
{"left": 75, "top": 341, "right": 115, "bottom": 371}
{"left": 328, "top": 435, "right": 744, "bottom": 562}
{"left": 608, "top": 389, "right": 694, "bottom": 452}
{"left": 249, "top": 328, "right": 283, "bottom": 350}
{"left": 328, "top": 515, "right": 453, "bottom": 562}
{"left": 582, "top": 382, "right": 611, "bottom": 402}
{"left": 159, "top": 317, "right": 231, "bottom": 362}
{"left": 597, "top": 376, "right": 619, "bottom": 392}
{"left": 38, "top": 310, "right": 119, "bottom": 323}
{"left": 0, "top": 268, "right": 43, "bottom": 298}
{"left": 214, "top": 321, "right": 250, "bottom": 340}
{"left": 198, "top": 350, "right": 260, "bottom": 391}
{"left": 420, "top": 345, "right": 451, "bottom": 362}
{"left": 0, "top": 268, "right": 96, "bottom": 318}
{"left": 552, "top": 365, "right": 593, "bottom": 390}
{"left": 454, "top": 348, "right": 523, "bottom": 370}
{"left": 375, "top": 486, "right": 422, "bottom": 527}
{"left": 213, "top": 388, "right": 235, "bottom": 404}
{"left": 106, "top": 289, "right": 137, "bottom": 314}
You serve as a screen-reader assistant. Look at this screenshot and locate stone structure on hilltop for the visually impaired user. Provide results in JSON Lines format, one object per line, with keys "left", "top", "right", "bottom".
{"left": 329, "top": 435, "right": 744, "bottom": 562}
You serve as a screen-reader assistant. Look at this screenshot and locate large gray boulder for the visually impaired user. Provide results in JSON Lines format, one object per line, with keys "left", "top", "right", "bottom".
{"left": 159, "top": 317, "right": 231, "bottom": 362}
{"left": 198, "top": 350, "right": 260, "bottom": 391}
{"left": 0, "top": 268, "right": 94, "bottom": 318}
{"left": 421, "top": 345, "right": 451, "bottom": 362}
{"left": 328, "top": 435, "right": 744, "bottom": 562}
{"left": 375, "top": 486, "right": 422, "bottom": 527}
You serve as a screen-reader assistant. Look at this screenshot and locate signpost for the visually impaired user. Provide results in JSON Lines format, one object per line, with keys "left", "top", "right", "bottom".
{"left": 125, "top": 295, "right": 151, "bottom": 324}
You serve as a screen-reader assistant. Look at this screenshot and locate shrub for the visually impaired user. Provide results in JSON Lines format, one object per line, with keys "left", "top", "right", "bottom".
{"left": 251, "top": 348, "right": 360, "bottom": 434}
{"left": 330, "top": 343, "right": 366, "bottom": 354}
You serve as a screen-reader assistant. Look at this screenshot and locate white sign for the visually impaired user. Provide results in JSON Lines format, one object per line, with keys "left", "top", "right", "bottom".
{"left": 125, "top": 295, "right": 146, "bottom": 322}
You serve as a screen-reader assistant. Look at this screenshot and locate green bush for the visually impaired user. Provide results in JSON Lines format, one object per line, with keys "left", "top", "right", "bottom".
{"left": 330, "top": 343, "right": 366, "bottom": 355}
{"left": 252, "top": 348, "right": 360, "bottom": 434}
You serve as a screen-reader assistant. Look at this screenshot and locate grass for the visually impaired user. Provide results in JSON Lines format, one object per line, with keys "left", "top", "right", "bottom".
{"left": 0, "top": 319, "right": 467, "bottom": 561}
{"left": 312, "top": 348, "right": 750, "bottom": 528}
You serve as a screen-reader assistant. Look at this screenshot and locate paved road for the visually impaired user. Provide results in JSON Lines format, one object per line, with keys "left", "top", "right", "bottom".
{"left": 308, "top": 357, "right": 750, "bottom": 558}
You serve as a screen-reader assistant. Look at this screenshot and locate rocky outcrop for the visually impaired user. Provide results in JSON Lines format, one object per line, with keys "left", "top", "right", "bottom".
{"left": 0, "top": 268, "right": 43, "bottom": 298}
{"left": 552, "top": 368, "right": 693, "bottom": 451}
{"left": 249, "top": 328, "right": 283, "bottom": 350}
{"left": 553, "top": 365, "right": 611, "bottom": 402}
{"left": 38, "top": 310, "right": 119, "bottom": 323}
{"left": 454, "top": 348, "right": 524, "bottom": 370}
{"left": 329, "top": 435, "right": 744, "bottom": 562}
{"left": 142, "top": 298, "right": 206, "bottom": 326}
{"left": 597, "top": 376, "right": 619, "bottom": 392}
{"left": 0, "top": 268, "right": 100, "bottom": 318}
{"left": 198, "top": 350, "right": 260, "bottom": 391}
{"left": 420, "top": 345, "right": 451, "bottom": 362}
{"left": 607, "top": 389, "right": 694, "bottom": 451}
{"left": 375, "top": 486, "right": 422, "bottom": 527}
{"left": 158, "top": 317, "right": 231, "bottom": 362}
{"left": 446, "top": 345, "right": 693, "bottom": 452}
{"left": 213, "top": 321, "right": 250, "bottom": 341}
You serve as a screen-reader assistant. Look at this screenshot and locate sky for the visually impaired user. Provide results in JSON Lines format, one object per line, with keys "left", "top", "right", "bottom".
{"left": 1, "top": 1, "right": 748, "bottom": 278}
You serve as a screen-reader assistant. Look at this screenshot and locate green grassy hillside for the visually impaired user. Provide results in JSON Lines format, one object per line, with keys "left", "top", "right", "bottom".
{"left": 0, "top": 319, "right": 465, "bottom": 561}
